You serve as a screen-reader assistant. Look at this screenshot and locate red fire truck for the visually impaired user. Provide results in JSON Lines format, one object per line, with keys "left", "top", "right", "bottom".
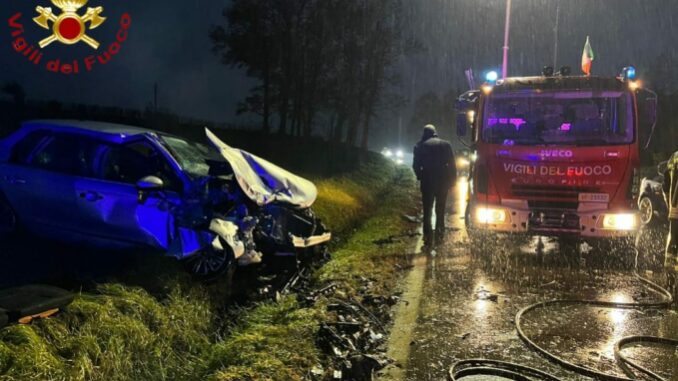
{"left": 456, "top": 67, "right": 657, "bottom": 257}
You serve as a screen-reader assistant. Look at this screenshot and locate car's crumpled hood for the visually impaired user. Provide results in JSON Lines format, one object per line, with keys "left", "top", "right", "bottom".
{"left": 205, "top": 128, "right": 318, "bottom": 208}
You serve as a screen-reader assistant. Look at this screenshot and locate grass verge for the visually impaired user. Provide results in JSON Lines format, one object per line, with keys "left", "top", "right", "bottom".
{"left": 0, "top": 154, "right": 418, "bottom": 381}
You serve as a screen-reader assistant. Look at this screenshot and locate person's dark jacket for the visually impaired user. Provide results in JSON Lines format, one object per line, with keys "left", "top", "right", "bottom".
{"left": 663, "top": 152, "right": 678, "bottom": 219}
{"left": 413, "top": 134, "right": 456, "bottom": 187}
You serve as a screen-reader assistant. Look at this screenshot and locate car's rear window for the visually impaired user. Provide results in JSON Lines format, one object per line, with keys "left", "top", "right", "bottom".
{"left": 28, "top": 134, "right": 101, "bottom": 177}
{"left": 10, "top": 131, "right": 49, "bottom": 164}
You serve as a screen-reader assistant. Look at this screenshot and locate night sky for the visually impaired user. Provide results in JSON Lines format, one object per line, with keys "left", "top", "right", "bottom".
{"left": 2, "top": 0, "right": 678, "bottom": 129}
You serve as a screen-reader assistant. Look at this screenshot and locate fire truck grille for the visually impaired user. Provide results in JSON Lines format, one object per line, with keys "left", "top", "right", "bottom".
{"left": 511, "top": 185, "right": 597, "bottom": 201}
{"left": 528, "top": 210, "right": 581, "bottom": 233}
{"left": 528, "top": 201, "right": 579, "bottom": 210}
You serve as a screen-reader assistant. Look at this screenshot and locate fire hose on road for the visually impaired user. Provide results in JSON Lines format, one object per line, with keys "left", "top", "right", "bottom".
{"left": 449, "top": 263, "right": 677, "bottom": 381}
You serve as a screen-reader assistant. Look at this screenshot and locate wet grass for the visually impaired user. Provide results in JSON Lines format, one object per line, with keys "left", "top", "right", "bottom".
{"left": 0, "top": 155, "right": 419, "bottom": 381}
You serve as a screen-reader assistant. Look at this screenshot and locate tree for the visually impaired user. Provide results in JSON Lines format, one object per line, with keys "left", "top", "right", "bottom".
{"left": 210, "top": 0, "right": 277, "bottom": 134}
{"left": 211, "top": 0, "right": 407, "bottom": 148}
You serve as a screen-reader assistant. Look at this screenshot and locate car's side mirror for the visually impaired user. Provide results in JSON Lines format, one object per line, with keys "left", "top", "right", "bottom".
{"left": 137, "top": 175, "right": 164, "bottom": 191}
{"left": 136, "top": 176, "right": 164, "bottom": 203}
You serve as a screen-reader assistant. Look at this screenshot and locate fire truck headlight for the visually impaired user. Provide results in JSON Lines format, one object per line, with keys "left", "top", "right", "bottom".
{"left": 476, "top": 207, "right": 509, "bottom": 224}
{"left": 602, "top": 213, "right": 638, "bottom": 231}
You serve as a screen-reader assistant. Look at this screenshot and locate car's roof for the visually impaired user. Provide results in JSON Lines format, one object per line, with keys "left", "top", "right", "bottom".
{"left": 23, "top": 119, "right": 154, "bottom": 136}
{"left": 20, "top": 119, "right": 158, "bottom": 144}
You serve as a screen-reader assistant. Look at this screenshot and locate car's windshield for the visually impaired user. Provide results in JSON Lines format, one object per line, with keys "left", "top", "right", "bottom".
{"left": 160, "top": 135, "right": 225, "bottom": 178}
{"left": 482, "top": 91, "right": 633, "bottom": 146}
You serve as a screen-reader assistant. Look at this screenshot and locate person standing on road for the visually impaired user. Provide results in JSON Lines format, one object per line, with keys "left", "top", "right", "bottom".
{"left": 413, "top": 124, "right": 456, "bottom": 246}
{"left": 662, "top": 152, "right": 678, "bottom": 296}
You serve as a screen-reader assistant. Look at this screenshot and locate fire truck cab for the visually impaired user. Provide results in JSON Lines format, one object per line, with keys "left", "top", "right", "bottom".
{"left": 456, "top": 68, "right": 657, "bottom": 256}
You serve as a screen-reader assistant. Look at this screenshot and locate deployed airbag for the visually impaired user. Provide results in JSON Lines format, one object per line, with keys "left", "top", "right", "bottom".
{"left": 205, "top": 128, "right": 318, "bottom": 208}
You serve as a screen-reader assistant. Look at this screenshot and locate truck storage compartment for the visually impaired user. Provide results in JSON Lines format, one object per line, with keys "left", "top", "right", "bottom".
{"left": 0, "top": 285, "right": 74, "bottom": 323}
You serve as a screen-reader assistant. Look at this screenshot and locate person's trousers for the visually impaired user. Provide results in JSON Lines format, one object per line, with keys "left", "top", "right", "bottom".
{"left": 667, "top": 218, "right": 678, "bottom": 298}
{"left": 421, "top": 182, "right": 449, "bottom": 238}
{"left": 666, "top": 218, "right": 678, "bottom": 269}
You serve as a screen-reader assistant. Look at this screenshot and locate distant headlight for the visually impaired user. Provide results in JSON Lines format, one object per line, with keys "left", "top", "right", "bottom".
{"left": 475, "top": 207, "right": 509, "bottom": 224}
{"left": 456, "top": 157, "right": 470, "bottom": 168}
{"left": 396, "top": 149, "right": 404, "bottom": 158}
{"left": 395, "top": 158, "right": 404, "bottom": 165}
{"left": 383, "top": 149, "right": 393, "bottom": 158}
{"left": 602, "top": 213, "right": 638, "bottom": 231}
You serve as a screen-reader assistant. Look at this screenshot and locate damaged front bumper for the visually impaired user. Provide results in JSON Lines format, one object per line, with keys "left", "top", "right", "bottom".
{"left": 292, "top": 232, "right": 332, "bottom": 248}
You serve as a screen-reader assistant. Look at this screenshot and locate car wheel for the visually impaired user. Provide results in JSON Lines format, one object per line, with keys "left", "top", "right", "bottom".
{"left": 0, "top": 194, "right": 17, "bottom": 235}
{"left": 639, "top": 196, "right": 655, "bottom": 226}
{"left": 182, "top": 245, "right": 235, "bottom": 282}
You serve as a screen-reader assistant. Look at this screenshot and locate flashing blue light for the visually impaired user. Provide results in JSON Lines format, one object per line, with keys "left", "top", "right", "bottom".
{"left": 626, "top": 66, "right": 636, "bottom": 80}
{"left": 486, "top": 71, "right": 499, "bottom": 83}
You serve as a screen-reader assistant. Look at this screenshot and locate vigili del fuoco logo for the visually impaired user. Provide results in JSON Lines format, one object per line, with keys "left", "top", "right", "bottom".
{"left": 8, "top": 0, "right": 131, "bottom": 74}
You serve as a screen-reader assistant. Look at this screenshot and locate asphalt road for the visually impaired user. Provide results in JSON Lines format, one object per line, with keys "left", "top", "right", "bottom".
{"left": 402, "top": 179, "right": 678, "bottom": 381}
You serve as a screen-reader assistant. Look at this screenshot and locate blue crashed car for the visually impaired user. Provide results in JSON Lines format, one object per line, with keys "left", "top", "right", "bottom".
{"left": 0, "top": 120, "right": 331, "bottom": 279}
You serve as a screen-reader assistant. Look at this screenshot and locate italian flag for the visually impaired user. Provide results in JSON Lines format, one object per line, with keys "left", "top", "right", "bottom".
{"left": 581, "top": 36, "right": 595, "bottom": 76}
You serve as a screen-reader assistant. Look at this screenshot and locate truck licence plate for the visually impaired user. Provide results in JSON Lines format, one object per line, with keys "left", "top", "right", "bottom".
{"left": 578, "top": 193, "right": 609, "bottom": 203}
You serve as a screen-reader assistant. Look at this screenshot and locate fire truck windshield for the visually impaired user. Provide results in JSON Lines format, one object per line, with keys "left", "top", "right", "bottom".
{"left": 482, "top": 91, "right": 633, "bottom": 146}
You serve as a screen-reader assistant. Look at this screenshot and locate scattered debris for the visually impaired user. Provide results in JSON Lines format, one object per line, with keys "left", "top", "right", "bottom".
{"left": 401, "top": 214, "right": 420, "bottom": 223}
{"left": 310, "top": 365, "right": 325, "bottom": 380}
{"left": 474, "top": 286, "right": 499, "bottom": 302}
{"left": 0, "top": 284, "right": 74, "bottom": 325}
{"left": 372, "top": 236, "right": 397, "bottom": 246}
{"left": 394, "top": 263, "right": 414, "bottom": 271}
{"left": 372, "top": 231, "right": 421, "bottom": 246}
{"left": 313, "top": 275, "right": 397, "bottom": 380}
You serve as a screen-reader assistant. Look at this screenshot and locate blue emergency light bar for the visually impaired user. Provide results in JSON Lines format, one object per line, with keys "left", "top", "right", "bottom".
{"left": 485, "top": 71, "right": 499, "bottom": 84}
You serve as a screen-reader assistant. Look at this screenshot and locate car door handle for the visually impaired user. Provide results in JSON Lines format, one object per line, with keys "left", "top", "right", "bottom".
{"left": 79, "top": 191, "right": 103, "bottom": 202}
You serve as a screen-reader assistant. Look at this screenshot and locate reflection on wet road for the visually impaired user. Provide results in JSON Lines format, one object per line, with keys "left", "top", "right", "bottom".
{"left": 405, "top": 177, "right": 678, "bottom": 380}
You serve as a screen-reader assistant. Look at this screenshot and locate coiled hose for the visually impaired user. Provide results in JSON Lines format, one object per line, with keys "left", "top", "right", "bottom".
{"left": 450, "top": 271, "right": 677, "bottom": 381}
